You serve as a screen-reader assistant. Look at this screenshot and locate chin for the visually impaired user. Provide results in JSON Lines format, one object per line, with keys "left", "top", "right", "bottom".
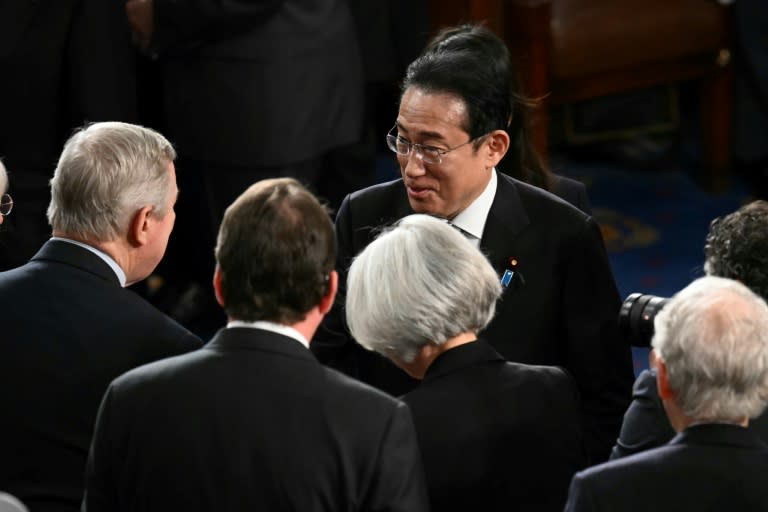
{"left": 407, "top": 198, "right": 443, "bottom": 217}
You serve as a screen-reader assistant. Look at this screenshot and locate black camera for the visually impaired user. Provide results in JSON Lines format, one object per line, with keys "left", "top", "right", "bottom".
{"left": 619, "top": 293, "right": 670, "bottom": 348}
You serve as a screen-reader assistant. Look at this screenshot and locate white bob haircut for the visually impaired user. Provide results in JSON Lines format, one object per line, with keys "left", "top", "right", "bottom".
{"left": 652, "top": 275, "right": 768, "bottom": 421}
{"left": 47, "top": 122, "right": 176, "bottom": 241}
{"left": 346, "top": 214, "right": 502, "bottom": 363}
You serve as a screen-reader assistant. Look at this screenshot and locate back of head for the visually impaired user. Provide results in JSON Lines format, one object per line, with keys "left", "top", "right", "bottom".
{"left": 47, "top": 122, "right": 176, "bottom": 242}
{"left": 704, "top": 200, "right": 768, "bottom": 300}
{"left": 346, "top": 214, "right": 502, "bottom": 363}
{"left": 418, "top": 23, "right": 548, "bottom": 187}
{"left": 215, "top": 178, "right": 335, "bottom": 324}
{"left": 652, "top": 276, "right": 768, "bottom": 422}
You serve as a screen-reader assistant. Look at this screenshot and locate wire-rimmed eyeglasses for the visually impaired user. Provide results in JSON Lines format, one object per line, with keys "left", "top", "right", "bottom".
{"left": 385, "top": 125, "right": 487, "bottom": 165}
{"left": 1, "top": 194, "right": 13, "bottom": 216}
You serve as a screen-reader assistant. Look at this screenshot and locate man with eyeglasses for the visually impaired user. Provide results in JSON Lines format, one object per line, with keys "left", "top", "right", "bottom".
{"left": 313, "top": 24, "right": 634, "bottom": 465}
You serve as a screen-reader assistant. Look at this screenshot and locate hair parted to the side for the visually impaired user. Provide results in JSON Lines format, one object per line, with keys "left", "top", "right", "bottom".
{"left": 652, "top": 276, "right": 768, "bottom": 422}
{"left": 417, "top": 23, "right": 550, "bottom": 189}
{"left": 346, "top": 214, "right": 502, "bottom": 363}
{"left": 704, "top": 200, "right": 768, "bottom": 300}
{"left": 215, "top": 178, "right": 335, "bottom": 324}
{"left": 47, "top": 122, "right": 176, "bottom": 241}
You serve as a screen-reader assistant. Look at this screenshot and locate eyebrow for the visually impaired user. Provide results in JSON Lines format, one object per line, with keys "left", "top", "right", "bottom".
{"left": 395, "top": 121, "right": 447, "bottom": 142}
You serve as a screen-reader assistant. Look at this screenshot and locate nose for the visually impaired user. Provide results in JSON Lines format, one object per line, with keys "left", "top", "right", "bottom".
{"left": 402, "top": 150, "right": 426, "bottom": 178}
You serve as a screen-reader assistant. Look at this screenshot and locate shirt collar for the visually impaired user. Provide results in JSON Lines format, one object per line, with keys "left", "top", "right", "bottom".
{"left": 51, "top": 236, "right": 127, "bottom": 287}
{"left": 449, "top": 169, "right": 497, "bottom": 241}
{"left": 226, "top": 320, "right": 310, "bottom": 349}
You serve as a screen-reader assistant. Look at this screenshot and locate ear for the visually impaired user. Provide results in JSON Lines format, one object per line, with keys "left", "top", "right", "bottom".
{"left": 652, "top": 351, "right": 675, "bottom": 401}
{"left": 318, "top": 270, "right": 338, "bottom": 316}
{"left": 213, "top": 265, "right": 224, "bottom": 308}
{"left": 129, "top": 205, "right": 154, "bottom": 247}
{"left": 485, "top": 129, "right": 510, "bottom": 168}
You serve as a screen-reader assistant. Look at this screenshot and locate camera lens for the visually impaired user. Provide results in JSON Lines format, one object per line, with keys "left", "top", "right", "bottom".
{"left": 619, "top": 293, "right": 670, "bottom": 347}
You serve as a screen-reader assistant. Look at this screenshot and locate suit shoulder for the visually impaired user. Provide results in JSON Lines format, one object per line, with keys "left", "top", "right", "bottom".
{"left": 340, "top": 179, "right": 405, "bottom": 220}
{"left": 500, "top": 361, "right": 577, "bottom": 393}
{"left": 120, "top": 289, "right": 202, "bottom": 346}
{"left": 320, "top": 365, "right": 405, "bottom": 408}
{"left": 506, "top": 174, "right": 588, "bottom": 220}
{"left": 110, "top": 348, "right": 208, "bottom": 391}
{"left": 577, "top": 443, "right": 676, "bottom": 481}
{"left": 347, "top": 178, "right": 404, "bottom": 203}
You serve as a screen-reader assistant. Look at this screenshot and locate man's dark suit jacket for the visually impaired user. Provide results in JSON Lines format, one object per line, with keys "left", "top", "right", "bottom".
{"left": 402, "top": 340, "right": 586, "bottom": 511}
{"left": 84, "top": 327, "right": 428, "bottom": 512}
{"left": 551, "top": 174, "right": 592, "bottom": 214}
{"left": 611, "top": 368, "right": 768, "bottom": 459}
{"left": 566, "top": 423, "right": 768, "bottom": 511}
{"left": 0, "top": 240, "right": 201, "bottom": 512}
{"left": 313, "top": 172, "right": 634, "bottom": 463}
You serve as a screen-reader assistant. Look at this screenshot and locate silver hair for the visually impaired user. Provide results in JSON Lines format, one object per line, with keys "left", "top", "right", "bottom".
{"left": 47, "top": 122, "right": 176, "bottom": 241}
{"left": 346, "top": 214, "right": 502, "bottom": 363}
{"left": 0, "top": 159, "right": 7, "bottom": 194}
{"left": 652, "top": 276, "right": 768, "bottom": 421}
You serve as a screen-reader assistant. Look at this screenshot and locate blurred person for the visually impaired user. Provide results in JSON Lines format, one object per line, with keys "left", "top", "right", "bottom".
{"left": 0, "top": 0, "right": 138, "bottom": 271}
{"left": 423, "top": 24, "right": 591, "bottom": 212}
{"left": 346, "top": 214, "right": 586, "bottom": 511}
{"left": 732, "top": 0, "right": 768, "bottom": 198}
{"left": 611, "top": 200, "right": 768, "bottom": 459}
{"left": 0, "top": 122, "right": 201, "bottom": 512}
{"left": 566, "top": 276, "right": 768, "bottom": 511}
{"left": 84, "top": 178, "right": 428, "bottom": 512}
{"left": 124, "top": 0, "right": 365, "bottom": 334}
{"left": 313, "top": 23, "right": 634, "bottom": 464}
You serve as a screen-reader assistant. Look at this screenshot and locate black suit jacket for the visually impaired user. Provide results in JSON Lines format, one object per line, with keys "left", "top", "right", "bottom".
{"left": 0, "top": 240, "right": 201, "bottom": 512}
{"left": 313, "top": 172, "right": 634, "bottom": 464}
{"left": 566, "top": 424, "right": 768, "bottom": 511}
{"left": 611, "top": 368, "right": 768, "bottom": 459}
{"left": 84, "top": 327, "right": 428, "bottom": 512}
{"left": 402, "top": 340, "right": 585, "bottom": 511}
{"left": 152, "top": 0, "right": 363, "bottom": 167}
{"left": 551, "top": 174, "right": 592, "bottom": 214}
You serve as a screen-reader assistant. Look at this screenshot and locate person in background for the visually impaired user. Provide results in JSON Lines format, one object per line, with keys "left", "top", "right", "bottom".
{"left": 124, "top": 0, "right": 365, "bottom": 335}
{"left": 0, "top": 0, "right": 138, "bottom": 271}
{"left": 566, "top": 276, "right": 768, "bottom": 511}
{"left": 84, "top": 178, "right": 428, "bottom": 512}
{"left": 346, "top": 214, "right": 586, "bottom": 511}
{"left": 0, "top": 122, "right": 201, "bottom": 512}
{"left": 611, "top": 200, "right": 768, "bottom": 459}
{"left": 313, "top": 23, "right": 634, "bottom": 465}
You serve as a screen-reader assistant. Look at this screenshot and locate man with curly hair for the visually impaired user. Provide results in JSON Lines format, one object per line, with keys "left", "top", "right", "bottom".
{"left": 610, "top": 200, "right": 768, "bottom": 459}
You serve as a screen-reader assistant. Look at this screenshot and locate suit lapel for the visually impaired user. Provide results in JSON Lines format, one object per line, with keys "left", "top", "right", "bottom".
{"left": 480, "top": 173, "right": 530, "bottom": 275}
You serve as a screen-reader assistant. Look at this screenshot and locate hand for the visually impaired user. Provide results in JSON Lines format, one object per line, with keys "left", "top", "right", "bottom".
{"left": 126, "top": 0, "right": 154, "bottom": 51}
